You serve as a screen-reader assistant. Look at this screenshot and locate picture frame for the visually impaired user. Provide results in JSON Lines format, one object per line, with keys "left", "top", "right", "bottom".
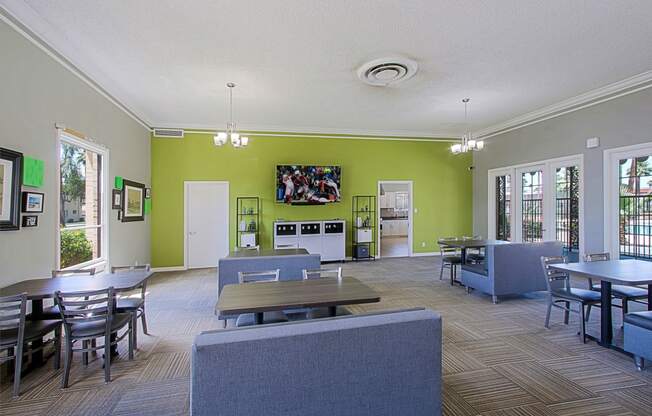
{"left": 145, "top": 187, "right": 151, "bottom": 199}
{"left": 121, "top": 179, "right": 145, "bottom": 222}
{"left": 0, "top": 147, "right": 23, "bottom": 231}
{"left": 112, "top": 189, "right": 122, "bottom": 209}
{"left": 22, "top": 215, "right": 38, "bottom": 227}
{"left": 22, "top": 191, "right": 45, "bottom": 213}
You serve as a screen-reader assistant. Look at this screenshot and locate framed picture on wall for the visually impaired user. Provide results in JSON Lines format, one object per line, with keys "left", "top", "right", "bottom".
{"left": 0, "top": 147, "right": 23, "bottom": 230}
{"left": 112, "top": 189, "right": 122, "bottom": 209}
{"left": 121, "top": 179, "right": 145, "bottom": 222}
{"left": 22, "top": 191, "right": 44, "bottom": 213}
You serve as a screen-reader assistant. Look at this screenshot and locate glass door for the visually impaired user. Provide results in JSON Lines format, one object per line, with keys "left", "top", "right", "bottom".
{"left": 517, "top": 167, "right": 545, "bottom": 242}
{"left": 618, "top": 155, "right": 652, "bottom": 260}
{"left": 495, "top": 174, "right": 512, "bottom": 241}
{"left": 551, "top": 162, "right": 581, "bottom": 261}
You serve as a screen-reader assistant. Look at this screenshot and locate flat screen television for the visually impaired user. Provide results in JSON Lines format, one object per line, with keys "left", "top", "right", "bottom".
{"left": 276, "top": 165, "right": 341, "bottom": 204}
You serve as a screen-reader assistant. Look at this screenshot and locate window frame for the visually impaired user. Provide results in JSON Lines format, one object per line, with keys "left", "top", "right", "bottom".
{"left": 56, "top": 131, "right": 110, "bottom": 270}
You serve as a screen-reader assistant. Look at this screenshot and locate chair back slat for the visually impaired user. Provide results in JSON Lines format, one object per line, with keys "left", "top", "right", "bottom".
{"left": 238, "top": 269, "right": 280, "bottom": 284}
{"left": 540, "top": 256, "right": 569, "bottom": 292}
{"left": 584, "top": 253, "right": 610, "bottom": 262}
{"left": 111, "top": 264, "right": 151, "bottom": 273}
{"left": 55, "top": 287, "right": 115, "bottom": 327}
{"left": 0, "top": 293, "right": 27, "bottom": 343}
{"left": 52, "top": 268, "right": 96, "bottom": 278}
{"left": 303, "top": 267, "right": 342, "bottom": 280}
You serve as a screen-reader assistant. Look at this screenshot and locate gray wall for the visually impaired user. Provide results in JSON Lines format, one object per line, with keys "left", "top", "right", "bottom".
{"left": 473, "top": 87, "right": 652, "bottom": 254}
{"left": 0, "top": 20, "right": 151, "bottom": 287}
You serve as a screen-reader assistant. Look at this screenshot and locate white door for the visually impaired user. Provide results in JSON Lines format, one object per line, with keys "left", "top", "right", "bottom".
{"left": 185, "top": 181, "right": 229, "bottom": 269}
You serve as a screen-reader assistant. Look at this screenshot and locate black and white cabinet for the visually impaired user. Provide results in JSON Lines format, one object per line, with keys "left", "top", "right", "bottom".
{"left": 273, "top": 220, "right": 345, "bottom": 262}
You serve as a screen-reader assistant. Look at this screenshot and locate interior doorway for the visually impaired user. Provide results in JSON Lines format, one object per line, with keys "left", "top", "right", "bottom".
{"left": 184, "top": 181, "right": 229, "bottom": 269}
{"left": 378, "top": 181, "right": 413, "bottom": 258}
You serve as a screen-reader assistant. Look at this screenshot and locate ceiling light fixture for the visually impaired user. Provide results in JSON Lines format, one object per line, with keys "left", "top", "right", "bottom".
{"left": 214, "top": 83, "right": 248, "bottom": 148}
{"left": 451, "top": 98, "right": 484, "bottom": 154}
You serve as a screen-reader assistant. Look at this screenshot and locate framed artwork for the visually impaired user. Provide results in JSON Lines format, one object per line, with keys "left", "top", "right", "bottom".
{"left": 0, "top": 147, "right": 23, "bottom": 231}
{"left": 112, "top": 189, "right": 122, "bottom": 209}
{"left": 121, "top": 179, "right": 145, "bottom": 222}
{"left": 22, "top": 215, "right": 38, "bottom": 227}
{"left": 22, "top": 191, "right": 44, "bottom": 213}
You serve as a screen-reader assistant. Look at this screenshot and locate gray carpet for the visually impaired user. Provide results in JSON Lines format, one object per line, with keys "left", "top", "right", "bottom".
{"left": 1, "top": 256, "right": 651, "bottom": 415}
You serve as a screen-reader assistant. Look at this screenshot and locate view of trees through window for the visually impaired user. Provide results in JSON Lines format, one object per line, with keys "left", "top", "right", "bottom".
{"left": 619, "top": 156, "right": 652, "bottom": 259}
{"left": 521, "top": 171, "right": 543, "bottom": 242}
{"left": 555, "top": 166, "right": 579, "bottom": 261}
{"left": 59, "top": 140, "right": 103, "bottom": 268}
{"left": 495, "top": 175, "right": 511, "bottom": 241}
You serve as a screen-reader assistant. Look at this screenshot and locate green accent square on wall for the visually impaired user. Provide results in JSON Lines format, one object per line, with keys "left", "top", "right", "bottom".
{"left": 114, "top": 176, "right": 123, "bottom": 189}
{"left": 23, "top": 157, "right": 44, "bottom": 187}
{"left": 144, "top": 199, "right": 152, "bottom": 215}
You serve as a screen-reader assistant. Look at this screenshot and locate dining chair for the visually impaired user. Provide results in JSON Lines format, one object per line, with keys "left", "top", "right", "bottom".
{"left": 235, "top": 269, "right": 289, "bottom": 327}
{"left": 0, "top": 293, "right": 61, "bottom": 397}
{"left": 300, "top": 267, "right": 350, "bottom": 319}
{"left": 40, "top": 268, "right": 97, "bottom": 319}
{"left": 540, "top": 256, "right": 601, "bottom": 343}
{"left": 584, "top": 252, "right": 647, "bottom": 325}
{"left": 112, "top": 264, "right": 150, "bottom": 348}
{"left": 438, "top": 237, "right": 461, "bottom": 285}
{"left": 54, "top": 287, "right": 133, "bottom": 387}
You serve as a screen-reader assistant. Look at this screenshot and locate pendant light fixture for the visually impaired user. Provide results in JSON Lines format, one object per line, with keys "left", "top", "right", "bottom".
{"left": 451, "top": 98, "right": 483, "bottom": 154}
{"left": 214, "top": 82, "right": 249, "bottom": 148}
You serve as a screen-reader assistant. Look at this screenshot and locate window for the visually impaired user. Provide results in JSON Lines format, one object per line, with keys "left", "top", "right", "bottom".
{"left": 521, "top": 170, "right": 544, "bottom": 242}
{"left": 618, "top": 156, "right": 652, "bottom": 259}
{"left": 495, "top": 175, "right": 511, "bottom": 241}
{"left": 555, "top": 166, "right": 579, "bottom": 260}
{"left": 58, "top": 133, "right": 107, "bottom": 269}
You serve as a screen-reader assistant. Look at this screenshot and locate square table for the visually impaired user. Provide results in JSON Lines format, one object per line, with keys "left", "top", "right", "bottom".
{"left": 216, "top": 276, "right": 380, "bottom": 324}
{"left": 549, "top": 260, "right": 652, "bottom": 352}
{"left": 0, "top": 270, "right": 152, "bottom": 367}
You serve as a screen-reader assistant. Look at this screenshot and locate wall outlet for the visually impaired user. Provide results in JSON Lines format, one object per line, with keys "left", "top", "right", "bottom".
{"left": 421, "top": 242, "right": 426, "bottom": 247}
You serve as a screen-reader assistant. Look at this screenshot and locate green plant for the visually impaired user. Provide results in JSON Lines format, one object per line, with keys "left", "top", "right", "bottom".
{"left": 60, "top": 230, "right": 92, "bottom": 268}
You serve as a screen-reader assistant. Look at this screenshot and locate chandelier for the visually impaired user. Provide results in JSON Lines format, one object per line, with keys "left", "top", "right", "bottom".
{"left": 451, "top": 98, "right": 483, "bottom": 154}
{"left": 214, "top": 83, "right": 249, "bottom": 148}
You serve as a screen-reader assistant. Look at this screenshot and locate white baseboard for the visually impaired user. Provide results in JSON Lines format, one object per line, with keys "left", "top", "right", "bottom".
{"left": 411, "top": 251, "right": 440, "bottom": 257}
{"left": 151, "top": 266, "right": 187, "bottom": 273}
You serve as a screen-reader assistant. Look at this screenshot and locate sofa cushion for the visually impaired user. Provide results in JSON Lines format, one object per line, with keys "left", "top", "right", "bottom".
{"left": 624, "top": 311, "right": 652, "bottom": 331}
{"left": 593, "top": 284, "right": 648, "bottom": 299}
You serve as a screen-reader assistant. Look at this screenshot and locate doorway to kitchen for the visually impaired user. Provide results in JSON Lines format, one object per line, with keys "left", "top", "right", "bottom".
{"left": 378, "top": 181, "right": 412, "bottom": 258}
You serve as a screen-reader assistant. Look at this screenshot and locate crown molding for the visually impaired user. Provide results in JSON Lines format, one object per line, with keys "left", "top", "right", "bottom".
{"left": 154, "top": 122, "right": 461, "bottom": 141}
{"left": 0, "top": 5, "right": 152, "bottom": 130}
{"left": 474, "top": 70, "right": 652, "bottom": 140}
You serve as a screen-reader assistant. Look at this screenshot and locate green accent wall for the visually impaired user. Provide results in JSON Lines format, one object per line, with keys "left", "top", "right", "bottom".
{"left": 151, "top": 132, "right": 472, "bottom": 267}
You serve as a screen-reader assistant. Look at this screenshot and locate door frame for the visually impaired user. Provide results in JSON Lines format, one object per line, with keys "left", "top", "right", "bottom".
{"left": 184, "top": 180, "right": 229, "bottom": 269}
{"left": 377, "top": 180, "right": 413, "bottom": 258}
{"left": 603, "top": 141, "right": 652, "bottom": 258}
{"left": 487, "top": 154, "right": 584, "bottom": 257}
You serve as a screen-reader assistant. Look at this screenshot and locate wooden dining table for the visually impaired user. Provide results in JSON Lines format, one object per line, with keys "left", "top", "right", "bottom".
{"left": 216, "top": 276, "right": 380, "bottom": 324}
{"left": 0, "top": 270, "right": 152, "bottom": 368}
{"left": 550, "top": 259, "right": 652, "bottom": 353}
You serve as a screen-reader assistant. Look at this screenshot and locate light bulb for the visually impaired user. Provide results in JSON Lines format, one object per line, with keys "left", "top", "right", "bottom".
{"left": 241, "top": 136, "right": 249, "bottom": 146}
{"left": 230, "top": 133, "right": 240, "bottom": 144}
{"left": 468, "top": 139, "right": 477, "bottom": 149}
{"left": 213, "top": 132, "right": 227, "bottom": 146}
{"left": 476, "top": 140, "right": 484, "bottom": 150}
{"left": 451, "top": 144, "right": 462, "bottom": 154}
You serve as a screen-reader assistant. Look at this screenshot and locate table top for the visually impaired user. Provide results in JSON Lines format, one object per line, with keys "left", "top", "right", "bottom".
{"left": 216, "top": 276, "right": 380, "bottom": 315}
{"left": 550, "top": 260, "right": 652, "bottom": 285}
{"left": 0, "top": 270, "right": 152, "bottom": 300}
{"left": 227, "top": 248, "right": 310, "bottom": 258}
{"left": 438, "top": 239, "right": 511, "bottom": 249}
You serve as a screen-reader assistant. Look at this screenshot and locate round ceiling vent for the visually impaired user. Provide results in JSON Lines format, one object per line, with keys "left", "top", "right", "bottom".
{"left": 357, "top": 56, "right": 418, "bottom": 87}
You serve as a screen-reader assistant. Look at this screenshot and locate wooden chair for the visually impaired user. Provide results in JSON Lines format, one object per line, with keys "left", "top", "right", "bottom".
{"left": 40, "top": 268, "right": 97, "bottom": 319}
{"left": 584, "top": 252, "right": 647, "bottom": 325}
{"left": 540, "top": 256, "right": 601, "bottom": 343}
{"left": 235, "top": 270, "right": 288, "bottom": 327}
{"left": 0, "top": 293, "right": 61, "bottom": 397}
{"left": 112, "top": 264, "right": 150, "bottom": 348}
{"left": 55, "top": 287, "right": 133, "bottom": 387}
{"left": 302, "top": 267, "right": 342, "bottom": 280}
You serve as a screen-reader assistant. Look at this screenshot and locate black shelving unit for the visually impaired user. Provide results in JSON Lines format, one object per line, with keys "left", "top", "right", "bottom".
{"left": 236, "top": 196, "right": 260, "bottom": 248}
{"left": 352, "top": 195, "right": 377, "bottom": 261}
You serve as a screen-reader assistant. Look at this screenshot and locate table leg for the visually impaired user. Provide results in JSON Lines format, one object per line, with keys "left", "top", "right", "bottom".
{"left": 600, "top": 281, "right": 613, "bottom": 346}
{"left": 28, "top": 299, "right": 45, "bottom": 368}
{"left": 254, "top": 312, "right": 264, "bottom": 325}
{"left": 460, "top": 248, "right": 467, "bottom": 265}
{"left": 328, "top": 306, "right": 337, "bottom": 317}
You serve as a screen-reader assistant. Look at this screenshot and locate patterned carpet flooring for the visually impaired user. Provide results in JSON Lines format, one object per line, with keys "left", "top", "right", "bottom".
{"left": 1, "top": 256, "right": 651, "bottom": 415}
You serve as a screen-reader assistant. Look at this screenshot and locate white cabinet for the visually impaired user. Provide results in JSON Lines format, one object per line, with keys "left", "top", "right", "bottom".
{"left": 273, "top": 220, "right": 345, "bottom": 261}
{"left": 385, "top": 192, "right": 396, "bottom": 208}
{"left": 398, "top": 220, "right": 409, "bottom": 235}
{"left": 382, "top": 219, "right": 408, "bottom": 236}
{"left": 379, "top": 194, "right": 387, "bottom": 208}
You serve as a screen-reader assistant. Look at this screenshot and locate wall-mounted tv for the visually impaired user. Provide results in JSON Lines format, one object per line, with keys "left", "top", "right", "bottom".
{"left": 276, "top": 165, "right": 341, "bottom": 204}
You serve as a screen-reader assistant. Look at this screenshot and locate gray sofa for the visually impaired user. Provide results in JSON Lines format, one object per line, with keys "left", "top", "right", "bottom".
{"left": 191, "top": 308, "right": 442, "bottom": 416}
{"left": 461, "top": 241, "right": 563, "bottom": 303}
{"left": 217, "top": 248, "right": 321, "bottom": 319}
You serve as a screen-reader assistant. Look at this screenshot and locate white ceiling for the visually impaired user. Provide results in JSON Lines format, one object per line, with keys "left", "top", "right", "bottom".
{"left": 2, "top": 0, "right": 652, "bottom": 138}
